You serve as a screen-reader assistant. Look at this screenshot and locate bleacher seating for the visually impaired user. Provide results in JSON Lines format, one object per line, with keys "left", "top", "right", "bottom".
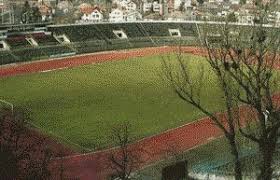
{"left": 13, "top": 48, "right": 46, "bottom": 62}
{"left": 49, "top": 25, "right": 104, "bottom": 42}
{"left": 129, "top": 37, "right": 155, "bottom": 48}
{"left": 179, "top": 23, "right": 197, "bottom": 36}
{"left": 140, "top": 23, "right": 170, "bottom": 37}
{"left": 48, "top": 22, "right": 197, "bottom": 42}
{"left": 0, "top": 22, "right": 200, "bottom": 65}
{"left": 73, "top": 40, "right": 107, "bottom": 54}
{"left": 12, "top": 45, "right": 74, "bottom": 62}
{"left": 44, "top": 46, "right": 74, "bottom": 56}
{"left": 94, "top": 24, "right": 118, "bottom": 39}
{"left": 0, "top": 51, "right": 18, "bottom": 65}
{"left": 5, "top": 36, "right": 31, "bottom": 49}
{"left": 33, "top": 33, "right": 59, "bottom": 45}
{"left": 117, "top": 23, "right": 146, "bottom": 38}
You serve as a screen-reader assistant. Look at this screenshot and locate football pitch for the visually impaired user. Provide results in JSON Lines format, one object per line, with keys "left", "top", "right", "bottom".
{"left": 0, "top": 54, "right": 226, "bottom": 150}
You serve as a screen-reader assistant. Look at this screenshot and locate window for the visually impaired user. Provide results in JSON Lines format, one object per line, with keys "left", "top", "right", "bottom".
{"left": 169, "top": 29, "right": 181, "bottom": 37}
{"left": 113, "top": 30, "right": 128, "bottom": 39}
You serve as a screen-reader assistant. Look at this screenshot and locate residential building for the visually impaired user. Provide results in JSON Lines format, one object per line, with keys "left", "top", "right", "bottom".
{"left": 237, "top": 12, "right": 254, "bottom": 24}
{"left": 185, "top": 0, "right": 192, "bottom": 8}
{"left": 57, "top": 0, "right": 72, "bottom": 14}
{"left": 217, "top": 10, "right": 228, "bottom": 17}
{"left": 153, "top": 1, "right": 162, "bottom": 12}
{"left": 174, "top": 0, "right": 182, "bottom": 10}
{"left": 230, "top": 0, "right": 240, "bottom": 5}
{"left": 126, "top": 10, "right": 142, "bottom": 21}
{"left": 268, "top": 11, "right": 280, "bottom": 26}
{"left": 109, "top": 9, "right": 124, "bottom": 22}
{"left": 143, "top": 2, "right": 152, "bottom": 12}
{"left": 127, "top": 1, "right": 137, "bottom": 11}
{"left": 79, "top": 3, "right": 94, "bottom": 15}
{"left": 39, "top": 3, "right": 53, "bottom": 21}
{"left": 81, "top": 9, "right": 103, "bottom": 22}
{"left": 119, "top": 0, "right": 137, "bottom": 12}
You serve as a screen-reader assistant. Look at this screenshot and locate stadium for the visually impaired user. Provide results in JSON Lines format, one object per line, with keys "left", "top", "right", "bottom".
{"left": 1, "top": 21, "right": 280, "bottom": 179}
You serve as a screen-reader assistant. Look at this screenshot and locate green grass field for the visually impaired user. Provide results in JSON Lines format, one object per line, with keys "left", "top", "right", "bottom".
{"left": 0, "top": 54, "right": 226, "bottom": 150}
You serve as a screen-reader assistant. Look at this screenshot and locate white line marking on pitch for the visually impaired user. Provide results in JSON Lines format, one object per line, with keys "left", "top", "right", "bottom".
{"left": 40, "top": 67, "right": 68, "bottom": 73}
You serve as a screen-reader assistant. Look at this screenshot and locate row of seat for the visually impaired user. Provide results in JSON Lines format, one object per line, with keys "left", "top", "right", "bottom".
{"left": 4, "top": 34, "right": 59, "bottom": 50}
{"left": 0, "top": 22, "right": 199, "bottom": 65}
{"left": 48, "top": 22, "right": 197, "bottom": 43}
{"left": 0, "top": 45, "right": 75, "bottom": 65}
{"left": 0, "top": 22, "right": 214, "bottom": 51}
{"left": 33, "top": 34, "right": 59, "bottom": 45}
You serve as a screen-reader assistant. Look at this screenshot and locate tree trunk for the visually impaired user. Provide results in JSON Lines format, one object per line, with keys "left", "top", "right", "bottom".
{"left": 258, "top": 141, "right": 276, "bottom": 180}
{"left": 228, "top": 137, "right": 242, "bottom": 180}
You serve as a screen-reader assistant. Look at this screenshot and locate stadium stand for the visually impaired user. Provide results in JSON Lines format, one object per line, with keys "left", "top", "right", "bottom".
{"left": 179, "top": 23, "right": 197, "bottom": 36}
{"left": 140, "top": 23, "right": 170, "bottom": 37}
{"left": 0, "top": 51, "right": 18, "bottom": 65}
{"left": 72, "top": 40, "right": 107, "bottom": 54}
{"left": 49, "top": 25, "right": 103, "bottom": 42}
{"left": 94, "top": 24, "right": 118, "bottom": 39}
{"left": 5, "top": 36, "right": 32, "bottom": 49}
{"left": 129, "top": 37, "right": 155, "bottom": 48}
{"left": 12, "top": 45, "right": 75, "bottom": 62}
{"left": 12, "top": 48, "right": 46, "bottom": 62}
{"left": 117, "top": 23, "right": 146, "bottom": 38}
{"left": 0, "top": 22, "right": 201, "bottom": 65}
{"left": 32, "top": 33, "right": 59, "bottom": 45}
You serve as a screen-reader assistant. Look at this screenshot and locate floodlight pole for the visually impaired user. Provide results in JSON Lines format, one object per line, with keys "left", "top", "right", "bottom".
{"left": 0, "top": 99, "right": 14, "bottom": 115}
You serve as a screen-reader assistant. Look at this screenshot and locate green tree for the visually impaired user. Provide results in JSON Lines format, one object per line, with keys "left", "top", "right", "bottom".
{"left": 227, "top": 12, "right": 237, "bottom": 22}
{"left": 240, "top": 0, "right": 246, "bottom": 5}
{"left": 32, "top": 6, "right": 42, "bottom": 23}
{"left": 197, "top": 0, "right": 204, "bottom": 5}
{"left": 21, "top": 1, "right": 31, "bottom": 23}
{"left": 179, "top": 2, "right": 186, "bottom": 12}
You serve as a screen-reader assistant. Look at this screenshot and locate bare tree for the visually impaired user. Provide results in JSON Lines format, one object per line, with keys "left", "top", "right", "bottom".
{"left": 162, "top": 42, "right": 243, "bottom": 180}
{"left": 108, "top": 122, "right": 141, "bottom": 180}
{"left": 202, "top": 6, "right": 280, "bottom": 180}
{"left": 163, "top": 2, "right": 280, "bottom": 179}
{"left": 0, "top": 107, "right": 54, "bottom": 179}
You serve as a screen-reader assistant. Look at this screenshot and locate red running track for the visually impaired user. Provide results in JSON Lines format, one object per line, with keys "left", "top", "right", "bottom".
{"left": 1, "top": 46, "right": 277, "bottom": 180}
{"left": 51, "top": 116, "right": 224, "bottom": 179}
{"left": 50, "top": 106, "right": 262, "bottom": 180}
{"left": 0, "top": 46, "right": 206, "bottom": 77}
